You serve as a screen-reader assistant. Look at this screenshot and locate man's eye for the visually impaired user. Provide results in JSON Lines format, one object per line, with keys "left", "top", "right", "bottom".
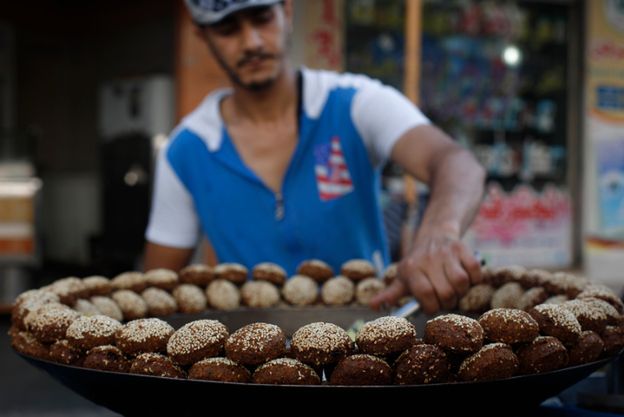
{"left": 251, "top": 8, "right": 274, "bottom": 24}
{"left": 212, "top": 21, "right": 238, "bottom": 36}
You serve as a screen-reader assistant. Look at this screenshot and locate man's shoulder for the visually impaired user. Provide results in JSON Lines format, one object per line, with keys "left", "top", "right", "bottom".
{"left": 302, "top": 67, "right": 381, "bottom": 90}
{"left": 302, "top": 68, "right": 382, "bottom": 118}
{"left": 170, "top": 88, "right": 230, "bottom": 152}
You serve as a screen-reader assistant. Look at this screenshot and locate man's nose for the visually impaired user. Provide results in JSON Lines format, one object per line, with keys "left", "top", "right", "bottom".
{"left": 239, "top": 21, "right": 262, "bottom": 50}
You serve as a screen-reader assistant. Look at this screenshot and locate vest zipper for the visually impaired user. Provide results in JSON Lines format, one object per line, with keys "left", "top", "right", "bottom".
{"left": 275, "top": 192, "right": 285, "bottom": 221}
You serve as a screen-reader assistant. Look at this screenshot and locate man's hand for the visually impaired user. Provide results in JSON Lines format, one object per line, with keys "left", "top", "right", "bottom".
{"left": 371, "top": 234, "right": 482, "bottom": 315}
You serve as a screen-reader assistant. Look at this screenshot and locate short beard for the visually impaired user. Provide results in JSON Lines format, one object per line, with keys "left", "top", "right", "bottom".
{"left": 206, "top": 39, "right": 281, "bottom": 92}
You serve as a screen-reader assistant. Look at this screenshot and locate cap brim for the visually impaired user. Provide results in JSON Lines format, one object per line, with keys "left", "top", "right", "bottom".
{"left": 188, "top": 0, "right": 282, "bottom": 26}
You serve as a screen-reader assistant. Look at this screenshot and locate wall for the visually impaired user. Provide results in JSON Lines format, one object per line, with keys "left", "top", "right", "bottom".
{"left": 1, "top": 0, "right": 176, "bottom": 265}
{"left": 4, "top": 0, "right": 345, "bottom": 266}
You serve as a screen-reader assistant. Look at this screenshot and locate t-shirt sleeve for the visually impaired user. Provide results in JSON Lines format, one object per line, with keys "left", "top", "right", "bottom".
{"left": 351, "top": 79, "right": 431, "bottom": 168}
{"left": 145, "top": 143, "right": 200, "bottom": 248}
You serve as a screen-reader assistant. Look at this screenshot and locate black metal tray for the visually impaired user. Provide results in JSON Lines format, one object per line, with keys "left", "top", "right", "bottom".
{"left": 17, "top": 352, "right": 618, "bottom": 416}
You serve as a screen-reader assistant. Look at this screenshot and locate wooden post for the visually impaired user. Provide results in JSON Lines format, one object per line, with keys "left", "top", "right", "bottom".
{"left": 404, "top": 0, "right": 422, "bottom": 107}
{"left": 401, "top": 0, "right": 422, "bottom": 255}
{"left": 403, "top": 0, "right": 422, "bottom": 206}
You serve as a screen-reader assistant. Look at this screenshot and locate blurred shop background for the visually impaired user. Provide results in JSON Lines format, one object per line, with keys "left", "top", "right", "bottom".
{"left": 0, "top": 0, "right": 622, "bottom": 307}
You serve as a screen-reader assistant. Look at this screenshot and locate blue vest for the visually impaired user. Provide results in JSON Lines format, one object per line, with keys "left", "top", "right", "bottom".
{"left": 166, "top": 83, "right": 389, "bottom": 276}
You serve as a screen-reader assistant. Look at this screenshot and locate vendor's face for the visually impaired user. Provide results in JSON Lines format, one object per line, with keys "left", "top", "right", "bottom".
{"left": 198, "top": 2, "right": 292, "bottom": 91}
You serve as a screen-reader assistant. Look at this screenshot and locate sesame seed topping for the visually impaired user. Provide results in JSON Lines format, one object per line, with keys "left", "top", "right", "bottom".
{"left": 90, "top": 296, "right": 123, "bottom": 321}
{"left": 167, "top": 320, "right": 228, "bottom": 356}
{"left": 299, "top": 259, "right": 330, "bottom": 269}
{"left": 341, "top": 259, "right": 376, "bottom": 275}
{"left": 227, "top": 323, "right": 284, "bottom": 352}
{"left": 458, "top": 343, "right": 512, "bottom": 373}
{"left": 15, "top": 289, "right": 58, "bottom": 307}
{"left": 533, "top": 304, "right": 582, "bottom": 333}
{"left": 25, "top": 303, "right": 79, "bottom": 330}
{"left": 66, "top": 315, "right": 121, "bottom": 340}
{"left": 344, "top": 353, "right": 389, "bottom": 366}
{"left": 583, "top": 298, "right": 621, "bottom": 321}
{"left": 357, "top": 316, "right": 416, "bottom": 344}
{"left": 241, "top": 281, "right": 280, "bottom": 308}
{"left": 82, "top": 276, "right": 111, "bottom": 292}
{"left": 111, "top": 272, "right": 146, "bottom": 290}
{"left": 194, "top": 357, "right": 238, "bottom": 367}
{"left": 44, "top": 277, "right": 87, "bottom": 300}
{"left": 253, "top": 262, "right": 286, "bottom": 276}
{"left": 144, "top": 269, "right": 178, "bottom": 286}
{"left": 134, "top": 352, "right": 165, "bottom": 361}
{"left": 181, "top": 264, "right": 212, "bottom": 273}
{"left": 517, "top": 287, "right": 547, "bottom": 310}
{"left": 480, "top": 308, "right": 535, "bottom": 325}
{"left": 459, "top": 284, "right": 495, "bottom": 311}
{"left": 14, "top": 291, "right": 60, "bottom": 318}
{"left": 214, "top": 263, "right": 248, "bottom": 274}
{"left": 578, "top": 284, "right": 623, "bottom": 304}
{"left": 173, "top": 284, "right": 207, "bottom": 309}
{"left": 117, "top": 318, "right": 174, "bottom": 343}
{"left": 429, "top": 313, "right": 479, "bottom": 330}
{"left": 321, "top": 276, "right": 355, "bottom": 305}
{"left": 479, "top": 342, "right": 510, "bottom": 352}
{"left": 206, "top": 280, "right": 240, "bottom": 310}
{"left": 544, "top": 272, "right": 588, "bottom": 296}
{"left": 491, "top": 282, "right": 523, "bottom": 308}
{"left": 355, "top": 278, "right": 385, "bottom": 304}
{"left": 507, "top": 265, "right": 527, "bottom": 277}
{"left": 73, "top": 299, "right": 100, "bottom": 316}
{"left": 87, "top": 344, "right": 122, "bottom": 355}
{"left": 562, "top": 300, "right": 608, "bottom": 322}
{"left": 141, "top": 288, "right": 177, "bottom": 310}
{"left": 282, "top": 276, "right": 318, "bottom": 306}
{"left": 112, "top": 290, "right": 148, "bottom": 316}
{"left": 291, "top": 322, "right": 351, "bottom": 352}
{"left": 255, "top": 357, "right": 315, "bottom": 373}
{"left": 544, "top": 295, "right": 569, "bottom": 305}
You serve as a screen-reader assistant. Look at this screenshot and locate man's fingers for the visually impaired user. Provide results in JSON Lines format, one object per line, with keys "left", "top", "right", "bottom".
{"left": 444, "top": 259, "right": 470, "bottom": 297}
{"left": 369, "top": 279, "right": 407, "bottom": 310}
{"left": 405, "top": 272, "right": 440, "bottom": 315}
{"left": 427, "top": 264, "right": 458, "bottom": 311}
{"left": 458, "top": 244, "right": 482, "bottom": 285}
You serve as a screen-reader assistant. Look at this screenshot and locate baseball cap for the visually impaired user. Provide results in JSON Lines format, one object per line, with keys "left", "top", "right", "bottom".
{"left": 184, "top": 0, "right": 283, "bottom": 25}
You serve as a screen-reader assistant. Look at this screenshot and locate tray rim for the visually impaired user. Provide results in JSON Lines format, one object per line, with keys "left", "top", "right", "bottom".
{"left": 15, "top": 349, "right": 620, "bottom": 390}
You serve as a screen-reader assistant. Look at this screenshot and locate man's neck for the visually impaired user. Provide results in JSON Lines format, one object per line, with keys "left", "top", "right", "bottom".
{"left": 224, "top": 65, "right": 298, "bottom": 125}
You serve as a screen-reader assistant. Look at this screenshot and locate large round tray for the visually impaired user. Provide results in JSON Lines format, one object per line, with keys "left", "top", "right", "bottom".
{"left": 18, "top": 353, "right": 616, "bottom": 416}
{"left": 12, "top": 307, "right": 622, "bottom": 415}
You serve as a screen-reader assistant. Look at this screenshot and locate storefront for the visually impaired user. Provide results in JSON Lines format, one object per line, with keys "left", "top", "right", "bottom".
{"left": 340, "top": 0, "right": 583, "bottom": 270}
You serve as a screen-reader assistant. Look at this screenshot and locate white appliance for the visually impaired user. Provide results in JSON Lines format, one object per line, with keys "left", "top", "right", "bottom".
{"left": 98, "top": 75, "right": 174, "bottom": 140}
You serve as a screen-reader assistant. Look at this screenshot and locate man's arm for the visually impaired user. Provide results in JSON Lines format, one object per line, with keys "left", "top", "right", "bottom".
{"left": 143, "top": 137, "right": 202, "bottom": 272}
{"left": 371, "top": 124, "right": 486, "bottom": 314}
{"left": 143, "top": 242, "right": 194, "bottom": 272}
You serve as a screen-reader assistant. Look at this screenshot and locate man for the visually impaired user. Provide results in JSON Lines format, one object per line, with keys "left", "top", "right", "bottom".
{"left": 144, "top": 0, "right": 486, "bottom": 314}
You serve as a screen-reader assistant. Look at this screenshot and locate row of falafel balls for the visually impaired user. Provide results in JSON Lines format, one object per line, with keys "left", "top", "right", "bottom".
{"left": 14, "top": 259, "right": 387, "bottom": 324}
{"left": 8, "top": 261, "right": 624, "bottom": 385}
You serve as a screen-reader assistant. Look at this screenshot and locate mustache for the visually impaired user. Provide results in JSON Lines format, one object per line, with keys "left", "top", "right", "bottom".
{"left": 236, "top": 51, "right": 278, "bottom": 68}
